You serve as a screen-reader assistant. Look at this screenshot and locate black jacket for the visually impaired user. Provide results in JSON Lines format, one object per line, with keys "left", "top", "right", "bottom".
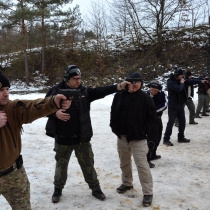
{"left": 110, "top": 89, "right": 158, "bottom": 143}
{"left": 45, "top": 80, "right": 117, "bottom": 144}
{"left": 185, "top": 78, "right": 202, "bottom": 97}
{"left": 167, "top": 74, "right": 202, "bottom": 108}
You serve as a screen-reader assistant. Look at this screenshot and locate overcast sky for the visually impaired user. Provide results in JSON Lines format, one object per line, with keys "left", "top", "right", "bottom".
{"left": 71, "top": 0, "right": 92, "bottom": 14}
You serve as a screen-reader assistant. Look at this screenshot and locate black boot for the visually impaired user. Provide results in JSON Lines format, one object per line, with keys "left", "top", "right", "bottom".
{"left": 116, "top": 184, "right": 133, "bottom": 193}
{"left": 178, "top": 137, "right": 190, "bottom": 143}
{"left": 92, "top": 189, "right": 106, "bottom": 201}
{"left": 143, "top": 195, "right": 153, "bottom": 207}
{"left": 148, "top": 161, "right": 155, "bottom": 168}
{"left": 52, "top": 188, "right": 62, "bottom": 203}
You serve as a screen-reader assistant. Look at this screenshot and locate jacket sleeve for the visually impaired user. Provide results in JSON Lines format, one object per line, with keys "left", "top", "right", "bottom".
{"left": 88, "top": 85, "right": 118, "bottom": 102}
{"left": 184, "top": 79, "right": 201, "bottom": 85}
{"left": 156, "top": 91, "right": 168, "bottom": 113}
{"left": 144, "top": 97, "right": 159, "bottom": 142}
{"left": 13, "top": 97, "right": 58, "bottom": 124}
{"left": 167, "top": 79, "right": 184, "bottom": 92}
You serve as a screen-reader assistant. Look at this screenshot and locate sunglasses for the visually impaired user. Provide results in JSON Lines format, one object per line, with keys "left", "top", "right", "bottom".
{"left": 130, "top": 81, "right": 141, "bottom": 84}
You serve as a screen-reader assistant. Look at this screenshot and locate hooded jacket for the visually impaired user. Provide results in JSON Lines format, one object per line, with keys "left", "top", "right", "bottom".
{"left": 0, "top": 97, "right": 58, "bottom": 170}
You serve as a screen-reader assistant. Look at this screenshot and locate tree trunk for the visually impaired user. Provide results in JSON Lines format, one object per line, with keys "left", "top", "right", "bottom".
{"left": 21, "top": 2, "right": 29, "bottom": 85}
{"left": 41, "top": 15, "right": 45, "bottom": 72}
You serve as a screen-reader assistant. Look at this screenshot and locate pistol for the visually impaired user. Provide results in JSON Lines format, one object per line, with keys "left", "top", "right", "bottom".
{"left": 58, "top": 89, "right": 81, "bottom": 107}
{"left": 58, "top": 89, "right": 81, "bottom": 102}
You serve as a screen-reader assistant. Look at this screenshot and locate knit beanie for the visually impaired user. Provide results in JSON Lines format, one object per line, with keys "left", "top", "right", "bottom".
{"left": 185, "top": 71, "right": 192, "bottom": 79}
{"left": 174, "top": 68, "right": 184, "bottom": 77}
{"left": 0, "top": 73, "right": 10, "bottom": 88}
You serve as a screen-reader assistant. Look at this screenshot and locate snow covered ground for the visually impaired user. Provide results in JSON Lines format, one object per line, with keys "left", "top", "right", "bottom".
{"left": 1, "top": 92, "right": 210, "bottom": 210}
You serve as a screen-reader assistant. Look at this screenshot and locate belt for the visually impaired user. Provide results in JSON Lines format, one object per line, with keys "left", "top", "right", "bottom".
{"left": 55, "top": 134, "right": 79, "bottom": 138}
{"left": 0, "top": 163, "right": 17, "bottom": 178}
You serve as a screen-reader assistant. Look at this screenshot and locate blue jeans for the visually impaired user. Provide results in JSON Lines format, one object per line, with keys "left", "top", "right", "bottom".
{"left": 163, "top": 107, "right": 186, "bottom": 142}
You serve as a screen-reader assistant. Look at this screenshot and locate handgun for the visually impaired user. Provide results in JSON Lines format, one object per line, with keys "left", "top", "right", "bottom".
{"left": 58, "top": 89, "right": 81, "bottom": 108}
{"left": 125, "top": 78, "right": 142, "bottom": 89}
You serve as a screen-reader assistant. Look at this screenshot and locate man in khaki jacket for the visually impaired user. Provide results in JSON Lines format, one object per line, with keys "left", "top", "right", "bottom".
{"left": 0, "top": 73, "right": 71, "bottom": 210}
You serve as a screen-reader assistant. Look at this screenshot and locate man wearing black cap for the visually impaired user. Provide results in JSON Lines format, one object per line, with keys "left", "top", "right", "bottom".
{"left": 45, "top": 65, "right": 129, "bottom": 203}
{"left": 163, "top": 68, "right": 206, "bottom": 146}
{"left": 110, "top": 72, "right": 158, "bottom": 207}
{"left": 0, "top": 73, "right": 71, "bottom": 210}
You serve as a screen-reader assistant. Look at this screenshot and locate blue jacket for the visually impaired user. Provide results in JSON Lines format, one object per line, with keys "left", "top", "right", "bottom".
{"left": 167, "top": 74, "right": 202, "bottom": 108}
{"left": 146, "top": 90, "right": 168, "bottom": 117}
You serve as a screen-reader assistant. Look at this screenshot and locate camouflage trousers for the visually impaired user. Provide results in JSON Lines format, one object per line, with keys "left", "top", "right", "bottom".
{"left": 0, "top": 166, "right": 31, "bottom": 210}
{"left": 54, "top": 142, "right": 100, "bottom": 191}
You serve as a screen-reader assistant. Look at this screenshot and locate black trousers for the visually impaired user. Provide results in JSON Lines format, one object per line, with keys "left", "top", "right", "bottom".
{"left": 163, "top": 107, "right": 185, "bottom": 142}
{"left": 147, "top": 118, "right": 163, "bottom": 160}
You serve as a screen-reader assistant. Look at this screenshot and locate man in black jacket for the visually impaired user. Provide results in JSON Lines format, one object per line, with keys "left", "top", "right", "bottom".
{"left": 163, "top": 68, "right": 206, "bottom": 146}
{"left": 45, "top": 65, "right": 129, "bottom": 203}
{"left": 110, "top": 72, "right": 158, "bottom": 207}
{"left": 174, "top": 70, "right": 207, "bottom": 126}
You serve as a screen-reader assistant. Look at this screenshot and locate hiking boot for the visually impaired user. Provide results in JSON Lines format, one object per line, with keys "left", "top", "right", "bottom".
{"left": 142, "top": 195, "right": 153, "bottom": 207}
{"left": 202, "top": 113, "right": 209, "bottom": 116}
{"left": 163, "top": 141, "right": 173, "bottom": 146}
{"left": 189, "top": 121, "right": 198, "bottom": 124}
{"left": 52, "top": 188, "right": 62, "bottom": 203}
{"left": 148, "top": 161, "right": 155, "bottom": 168}
{"left": 116, "top": 184, "right": 133, "bottom": 194}
{"left": 150, "top": 155, "right": 161, "bottom": 161}
{"left": 92, "top": 189, "right": 106, "bottom": 200}
{"left": 178, "top": 138, "right": 190, "bottom": 143}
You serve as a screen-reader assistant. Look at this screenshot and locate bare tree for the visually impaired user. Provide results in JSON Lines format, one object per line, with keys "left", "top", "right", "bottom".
{"left": 86, "top": 0, "right": 109, "bottom": 51}
{"left": 108, "top": 0, "right": 182, "bottom": 53}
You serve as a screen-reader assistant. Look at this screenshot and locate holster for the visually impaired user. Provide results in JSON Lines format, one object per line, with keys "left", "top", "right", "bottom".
{"left": 16, "top": 155, "right": 23, "bottom": 169}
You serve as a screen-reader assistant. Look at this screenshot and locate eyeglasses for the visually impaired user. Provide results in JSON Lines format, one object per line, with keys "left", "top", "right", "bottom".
{"left": 71, "top": 77, "right": 81, "bottom": 81}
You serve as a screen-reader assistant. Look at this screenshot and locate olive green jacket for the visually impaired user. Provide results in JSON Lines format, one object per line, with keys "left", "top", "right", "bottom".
{"left": 0, "top": 96, "right": 58, "bottom": 170}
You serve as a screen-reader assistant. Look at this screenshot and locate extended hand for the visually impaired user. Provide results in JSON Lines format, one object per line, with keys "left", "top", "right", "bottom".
{"left": 201, "top": 80, "right": 208, "bottom": 83}
{"left": 54, "top": 94, "right": 72, "bottom": 109}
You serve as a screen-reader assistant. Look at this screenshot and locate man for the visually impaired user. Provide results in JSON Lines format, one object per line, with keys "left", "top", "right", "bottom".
{"left": 0, "top": 73, "right": 71, "bottom": 210}
{"left": 163, "top": 68, "right": 206, "bottom": 146}
{"left": 110, "top": 72, "right": 158, "bottom": 207}
{"left": 175, "top": 70, "right": 206, "bottom": 126}
{"left": 45, "top": 65, "right": 128, "bottom": 203}
{"left": 146, "top": 80, "right": 168, "bottom": 167}
{"left": 195, "top": 70, "right": 210, "bottom": 118}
